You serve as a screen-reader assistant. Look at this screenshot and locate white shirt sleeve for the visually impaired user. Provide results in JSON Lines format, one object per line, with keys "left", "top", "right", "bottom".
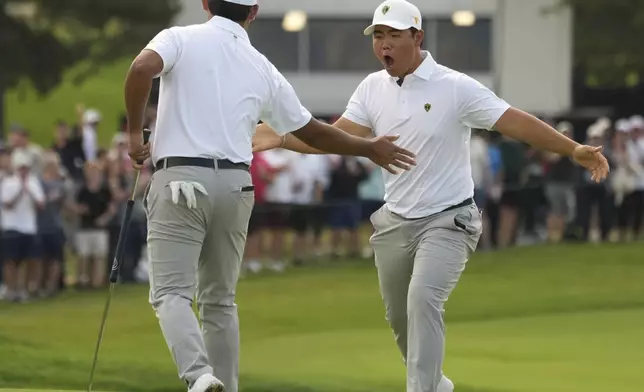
{"left": 144, "top": 28, "right": 182, "bottom": 77}
{"left": 342, "top": 77, "right": 372, "bottom": 128}
{"left": 456, "top": 74, "right": 511, "bottom": 131}
{"left": 28, "top": 177, "right": 45, "bottom": 204}
{"left": 260, "top": 65, "right": 313, "bottom": 136}
{"left": 0, "top": 178, "right": 18, "bottom": 203}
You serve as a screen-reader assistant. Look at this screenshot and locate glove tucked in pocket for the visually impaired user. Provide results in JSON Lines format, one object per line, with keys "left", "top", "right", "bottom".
{"left": 167, "top": 181, "right": 208, "bottom": 209}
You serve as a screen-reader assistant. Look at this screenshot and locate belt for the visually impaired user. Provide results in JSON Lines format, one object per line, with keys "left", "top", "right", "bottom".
{"left": 154, "top": 157, "right": 250, "bottom": 172}
{"left": 391, "top": 197, "right": 475, "bottom": 221}
{"left": 441, "top": 197, "right": 474, "bottom": 213}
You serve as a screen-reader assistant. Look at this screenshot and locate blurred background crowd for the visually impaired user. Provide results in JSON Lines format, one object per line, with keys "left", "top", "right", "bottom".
{"left": 1, "top": 104, "right": 643, "bottom": 304}
{"left": 2, "top": 0, "right": 644, "bottom": 305}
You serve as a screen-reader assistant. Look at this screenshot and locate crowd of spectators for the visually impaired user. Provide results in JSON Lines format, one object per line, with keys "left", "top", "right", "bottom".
{"left": 1, "top": 107, "right": 643, "bottom": 304}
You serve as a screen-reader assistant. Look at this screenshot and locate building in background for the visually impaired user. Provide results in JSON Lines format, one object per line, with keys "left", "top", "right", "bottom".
{"left": 176, "top": 0, "right": 572, "bottom": 118}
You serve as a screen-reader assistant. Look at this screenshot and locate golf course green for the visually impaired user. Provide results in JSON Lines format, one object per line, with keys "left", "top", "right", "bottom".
{"left": 1, "top": 242, "right": 643, "bottom": 392}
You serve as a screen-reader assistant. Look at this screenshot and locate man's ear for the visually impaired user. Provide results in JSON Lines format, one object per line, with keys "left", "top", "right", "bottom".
{"left": 415, "top": 30, "right": 425, "bottom": 47}
{"left": 201, "top": 0, "right": 209, "bottom": 12}
{"left": 248, "top": 4, "right": 259, "bottom": 22}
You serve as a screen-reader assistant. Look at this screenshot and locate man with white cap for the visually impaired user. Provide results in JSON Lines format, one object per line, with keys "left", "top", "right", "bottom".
{"left": 123, "top": 1, "right": 415, "bottom": 391}
{"left": 253, "top": 0, "right": 610, "bottom": 391}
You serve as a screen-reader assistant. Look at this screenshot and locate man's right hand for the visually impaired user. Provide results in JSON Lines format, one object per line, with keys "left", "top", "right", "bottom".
{"left": 367, "top": 135, "right": 416, "bottom": 174}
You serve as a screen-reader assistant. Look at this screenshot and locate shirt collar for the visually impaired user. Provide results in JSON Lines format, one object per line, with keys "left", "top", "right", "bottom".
{"left": 208, "top": 16, "right": 250, "bottom": 43}
{"left": 414, "top": 51, "right": 437, "bottom": 81}
{"left": 393, "top": 51, "right": 437, "bottom": 84}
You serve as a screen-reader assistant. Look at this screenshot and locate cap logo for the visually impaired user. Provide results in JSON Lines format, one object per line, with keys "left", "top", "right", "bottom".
{"left": 424, "top": 103, "right": 432, "bottom": 112}
{"left": 382, "top": 5, "right": 390, "bottom": 15}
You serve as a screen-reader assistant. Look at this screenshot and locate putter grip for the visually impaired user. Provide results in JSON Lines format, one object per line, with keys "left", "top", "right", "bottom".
{"left": 109, "top": 200, "right": 135, "bottom": 283}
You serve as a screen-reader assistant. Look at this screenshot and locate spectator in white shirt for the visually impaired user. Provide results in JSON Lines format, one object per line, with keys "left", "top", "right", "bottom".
{"left": 80, "top": 106, "right": 101, "bottom": 162}
{"left": 289, "top": 154, "right": 328, "bottom": 265}
{"left": 262, "top": 149, "right": 297, "bottom": 272}
{"left": 0, "top": 150, "right": 45, "bottom": 302}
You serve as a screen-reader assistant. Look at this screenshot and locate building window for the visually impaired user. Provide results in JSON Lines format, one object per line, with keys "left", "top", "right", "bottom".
{"left": 434, "top": 18, "right": 492, "bottom": 72}
{"left": 308, "top": 19, "right": 382, "bottom": 72}
{"left": 248, "top": 18, "right": 299, "bottom": 71}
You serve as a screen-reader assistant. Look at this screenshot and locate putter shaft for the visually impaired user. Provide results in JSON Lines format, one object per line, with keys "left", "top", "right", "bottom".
{"left": 87, "top": 169, "right": 142, "bottom": 392}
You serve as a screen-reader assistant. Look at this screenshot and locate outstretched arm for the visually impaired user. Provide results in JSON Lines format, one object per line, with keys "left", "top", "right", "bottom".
{"left": 254, "top": 117, "right": 372, "bottom": 155}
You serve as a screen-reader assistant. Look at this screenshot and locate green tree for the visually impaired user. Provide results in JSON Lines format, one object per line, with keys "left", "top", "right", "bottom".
{"left": 554, "top": 0, "right": 644, "bottom": 87}
{"left": 0, "top": 0, "right": 180, "bottom": 134}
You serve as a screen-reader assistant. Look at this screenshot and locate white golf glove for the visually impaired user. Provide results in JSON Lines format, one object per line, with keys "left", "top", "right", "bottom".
{"left": 168, "top": 181, "right": 208, "bottom": 209}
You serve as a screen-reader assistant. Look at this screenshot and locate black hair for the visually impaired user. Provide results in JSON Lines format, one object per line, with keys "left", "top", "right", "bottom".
{"left": 208, "top": 0, "right": 252, "bottom": 23}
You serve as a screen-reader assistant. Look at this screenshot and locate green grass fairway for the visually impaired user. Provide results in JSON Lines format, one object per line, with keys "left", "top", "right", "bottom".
{"left": 6, "top": 59, "right": 131, "bottom": 146}
{"left": 1, "top": 243, "right": 644, "bottom": 392}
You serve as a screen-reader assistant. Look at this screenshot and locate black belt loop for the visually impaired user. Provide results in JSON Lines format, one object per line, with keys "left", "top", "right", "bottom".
{"left": 154, "top": 157, "right": 250, "bottom": 172}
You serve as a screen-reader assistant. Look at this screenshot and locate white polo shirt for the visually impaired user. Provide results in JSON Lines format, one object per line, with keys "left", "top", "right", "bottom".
{"left": 145, "top": 16, "right": 312, "bottom": 165}
{"left": 342, "top": 51, "right": 510, "bottom": 219}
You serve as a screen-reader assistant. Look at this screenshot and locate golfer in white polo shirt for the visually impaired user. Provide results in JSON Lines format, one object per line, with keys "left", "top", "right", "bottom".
{"left": 124, "top": 1, "right": 415, "bottom": 391}
{"left": 253, "top": 1, "right": 610, "bottom": 391}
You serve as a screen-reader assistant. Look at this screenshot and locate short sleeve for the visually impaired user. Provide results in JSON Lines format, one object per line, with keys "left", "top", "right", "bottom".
{"left": 0, "top": 178, "right": 18, "bottom": 203}
{"left": 456, "top": 74, "right": 510, "bottom": 131}
{"left": 341, "top": 78, "right": 372, "bottom": 128}
{"left": 144, "top": 28, "right": 181, "bottom": 77}
{"left": 29, "top": 177, "right": 45, "bottom": 203}
{"left": 260, "top": 66, "right": 313, "bottom": 136}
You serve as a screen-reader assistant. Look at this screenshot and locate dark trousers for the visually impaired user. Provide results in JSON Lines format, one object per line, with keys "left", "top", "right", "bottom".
{"left": 576, "top": 185, "right": 613, "bottom": 241}
{"left": 617, "top": 190, "right": 644, "bottom": 236}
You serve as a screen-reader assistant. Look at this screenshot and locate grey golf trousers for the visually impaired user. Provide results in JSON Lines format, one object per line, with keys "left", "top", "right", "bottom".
{"left": 370, "top": 202, "right": 482, "bottom": 392}
{"left": 144, "top": 165, "right": 254, "bottom": 392}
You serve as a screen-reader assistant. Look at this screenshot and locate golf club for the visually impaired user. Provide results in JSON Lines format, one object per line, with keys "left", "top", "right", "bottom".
{"left": 87, "top": 129, "right": 151, "bottom": 392}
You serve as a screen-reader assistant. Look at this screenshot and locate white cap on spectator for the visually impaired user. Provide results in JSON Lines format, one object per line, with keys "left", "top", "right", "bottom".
{"left": 615, "top": 118, "right": 631, "bottom": 133}
{"left": 364, "top": 0, "right": 423, "bottom": 36}
{"left": 12, "top": 149, "right": 34, "bottom": 169}
{"left": 587, "top": 123, "right": 605, "bottom": 139}
{"left": 596, "top": 116, "right": 612, "bottom": 130}
{"left": 112, "top": 132, "right": 127, "bottom": 145}
{"left": 223, "top": 0, "right": 257, "bottom": 5}
{"left": 83, "top": 109, "right": 102, "bottom": 124}
{"left": 629, "top": 115, "right": 644, "bottom": 130}
{"left": 555, "top": 121, "right": 573, "bottom": 134}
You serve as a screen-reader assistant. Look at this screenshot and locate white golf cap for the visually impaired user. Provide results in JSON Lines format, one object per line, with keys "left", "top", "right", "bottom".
{"left": 222, "top": 0, "right": 257, "bottom": 5}
{"left": 615, "top": 118, "right": 631, "bottom": 133}
{"left": 364, "top": 0, "right": 423, "bottom": 36}
{"left": 629, "top": 115, "right": 644, "bottom": 129}
{"left": 83, "top": 109, "right": 102, "bottom": 124}
{"left": 586, "top": 124, "right": 604, "bottom": 139}
{"left": 11, "top": 150, "right": 34, "bottom": 169}
{"left": 555, "top": 121, "right": 573, "bottom": 134}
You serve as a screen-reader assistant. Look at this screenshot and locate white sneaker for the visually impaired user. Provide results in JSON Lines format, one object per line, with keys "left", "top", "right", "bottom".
{"left": 438, "top": 375, "right": 454, "bottom": 392}
{"left": 188, "top": 374, "right": 225, "bottom": 392}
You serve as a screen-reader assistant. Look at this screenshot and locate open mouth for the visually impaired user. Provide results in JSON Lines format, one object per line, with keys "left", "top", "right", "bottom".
{"left": 383, "top": 55, "right": 394, "bottom": 68}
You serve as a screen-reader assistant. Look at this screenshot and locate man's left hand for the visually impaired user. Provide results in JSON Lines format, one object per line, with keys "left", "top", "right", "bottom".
{"left": 128, "top": 131, "right": 151, "bottom": 169}
{"left": 572, "top": 145, "right": 610, "bottom": 183}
